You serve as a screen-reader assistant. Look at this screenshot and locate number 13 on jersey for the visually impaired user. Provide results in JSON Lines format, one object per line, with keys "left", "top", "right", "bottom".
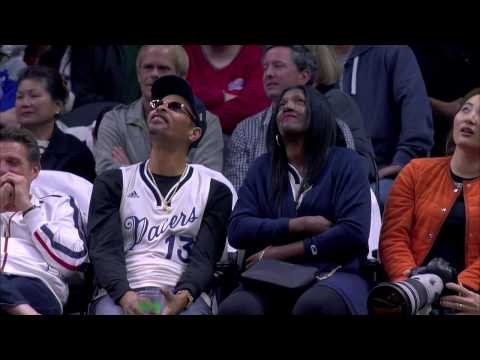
{"left": 164, "top": 235, "right": 194, "bottom": 264}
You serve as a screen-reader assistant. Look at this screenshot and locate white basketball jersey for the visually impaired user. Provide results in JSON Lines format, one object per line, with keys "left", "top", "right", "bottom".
{"left": 120, "top": 161, "right": 233, "bottom": 290}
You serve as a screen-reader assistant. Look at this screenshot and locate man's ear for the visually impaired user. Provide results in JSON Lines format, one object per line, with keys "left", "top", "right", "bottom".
{"left": 30, "top": 163, "right": 40, "bottom": 182}
{"left": 189, "top": 127, "right": 202, "bottom": 144}
{"left": 300, "top": 70, "right": 312, "bottom": 85}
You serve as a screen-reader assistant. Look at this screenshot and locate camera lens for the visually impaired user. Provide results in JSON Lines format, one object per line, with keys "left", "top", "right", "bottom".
{"left": 368, "top": 274, "right": 444, "bottom": 315}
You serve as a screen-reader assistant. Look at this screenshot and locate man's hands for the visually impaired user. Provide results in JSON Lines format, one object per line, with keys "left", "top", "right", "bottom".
{"left": 430, "top": 97, "right": 462, "bottom": 120}
{"left": 119, "top": 288, "right": 192, "bottom": 315}
{"left": 159, "top": 288, "right": 191, "bottom": 315}
{"left": 119, "top": 290, "right": 144, "bottom": 315}
{"left": 0, "top": 172, "right": 32, "bottom": 212}
{"left": 378, "top": 164, "right": 402, "bottom": 179}
{"left": 0, "top": 182, "right": 14, "bottom": 212}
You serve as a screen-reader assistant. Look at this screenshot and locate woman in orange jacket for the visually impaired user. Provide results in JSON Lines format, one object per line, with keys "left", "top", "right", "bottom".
{"left": 380, "top": 88, "right": 480, "bottom": 314}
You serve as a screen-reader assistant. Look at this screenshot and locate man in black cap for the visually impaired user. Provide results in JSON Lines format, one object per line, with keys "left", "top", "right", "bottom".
{"left": 87, "top": 75, "right": 236, "bottom": 315}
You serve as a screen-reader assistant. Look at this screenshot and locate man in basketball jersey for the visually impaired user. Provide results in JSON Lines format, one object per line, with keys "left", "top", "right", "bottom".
{"left": 87, "top": 75, "right": 235, "bottom": 315}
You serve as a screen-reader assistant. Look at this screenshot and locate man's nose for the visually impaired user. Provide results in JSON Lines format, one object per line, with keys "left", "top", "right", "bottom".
{"left": 150, "top": 67, "right": 162, "bottom": 80}
{"left": 264, "top": 67, "right": 273, "bottom": 78}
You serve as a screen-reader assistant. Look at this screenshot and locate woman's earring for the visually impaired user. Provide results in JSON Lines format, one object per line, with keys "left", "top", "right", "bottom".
{"left": 276, "top": 134, "right": 281, "bottom": 147}
{"left": 54, "top": 111, "right": 61, "bottom": 119}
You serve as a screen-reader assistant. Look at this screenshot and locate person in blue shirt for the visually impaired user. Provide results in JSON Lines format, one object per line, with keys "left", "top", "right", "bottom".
{"left": 218, "top": 85, "right": 371, "bottom": 315}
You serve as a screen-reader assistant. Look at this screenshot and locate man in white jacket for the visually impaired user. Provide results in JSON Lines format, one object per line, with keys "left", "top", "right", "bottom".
{"left": 0, "top": 127, "right": 88, "bottom": 315}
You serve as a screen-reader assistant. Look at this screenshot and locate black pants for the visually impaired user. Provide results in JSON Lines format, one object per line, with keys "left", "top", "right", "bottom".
{"left": 218, "top": 281, "right": 350, "bottom": 315}
{"left": 0, "top": 274, "right": 62, "bottom": 315}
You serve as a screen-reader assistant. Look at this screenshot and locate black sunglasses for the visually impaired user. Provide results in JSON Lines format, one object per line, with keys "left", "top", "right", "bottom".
{"left": 149, "top": 99, "right": 196, "bottom": 122}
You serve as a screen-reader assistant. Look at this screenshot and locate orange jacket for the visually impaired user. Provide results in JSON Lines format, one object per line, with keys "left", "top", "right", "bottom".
{"left": 380, "top": 157, "right": 480, "bottom": 291}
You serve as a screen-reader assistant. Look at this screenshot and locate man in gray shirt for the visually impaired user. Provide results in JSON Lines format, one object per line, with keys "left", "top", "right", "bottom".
{"left": 94, "top": 45, "right": 224, "bottom": 175}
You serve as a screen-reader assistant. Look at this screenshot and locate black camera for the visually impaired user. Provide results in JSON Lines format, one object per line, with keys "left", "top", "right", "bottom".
{"left": 367, "top": 258, "right": 457, "bottom": 315}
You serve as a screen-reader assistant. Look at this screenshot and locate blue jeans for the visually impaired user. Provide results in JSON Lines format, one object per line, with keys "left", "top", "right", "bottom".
{"left": 90, "top": 289, "right": 212, "bottom": 315}
{"left": 0, "top": 274, "right": 62, "bottom": 315}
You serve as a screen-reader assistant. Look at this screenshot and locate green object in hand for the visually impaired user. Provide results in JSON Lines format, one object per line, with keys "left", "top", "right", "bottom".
{"left": 138, "top": 300, "right": 162, "bottom": 315}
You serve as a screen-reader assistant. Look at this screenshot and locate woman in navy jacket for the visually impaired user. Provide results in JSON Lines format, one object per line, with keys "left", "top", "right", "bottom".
{"left": 219, "top": 85, "right": 371, "bottom": 315}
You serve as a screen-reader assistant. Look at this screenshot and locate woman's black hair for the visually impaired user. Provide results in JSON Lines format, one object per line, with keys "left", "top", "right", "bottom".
{"left": 17, "top": 65, "right": 68, "bottom": 105}
{"left": 266, "top": 85, "right": 337, "bottom": 209}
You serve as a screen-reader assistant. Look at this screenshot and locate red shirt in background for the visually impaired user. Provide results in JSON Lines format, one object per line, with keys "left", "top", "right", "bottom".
{"left": 185, "top": 45, "right": 271, "bottom": 134}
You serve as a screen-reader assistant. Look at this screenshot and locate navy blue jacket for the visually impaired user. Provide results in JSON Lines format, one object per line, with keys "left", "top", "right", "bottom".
{"left": 228, "top": 147, "right": 372, "bottom": 313}
{"left": 341, "top": 45, "right": 433, "bottom": 168}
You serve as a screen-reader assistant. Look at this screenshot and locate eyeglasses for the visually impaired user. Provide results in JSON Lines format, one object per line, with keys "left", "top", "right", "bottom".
{"left": 149, "top": 99, "right": 196, "bottom": 122}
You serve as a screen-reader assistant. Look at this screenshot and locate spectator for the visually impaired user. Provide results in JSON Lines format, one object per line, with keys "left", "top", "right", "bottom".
{"left": 35, "top": 45, "right": 140, "bottom": 110}
{"left": 87, "top": 76, "right": 235, "bottom": 315}
{"left": 69, "top": 46, "right": 142, "bottom": 108}
{"left": 0, "top": 45, "right": 28, "bottom": 81}
{"left": 307, "top": 45, "right": 376, "bottom": 181}
{"left": 219, "top": 85, "right": 371, "bottom": 315}
{"left": 225, "top": 45, "right": 374, "bottom": 191}
{"left": 0, "top": 127, "right": 88, "bottom": 315}
{"left": 39, "top": 46, "right": 76, "bottom": 112}
{"left": 333, "top": 45, "right": 434, "bottom": 209}
{"left": 379, "top": 88, "right": 480, "bottom": 313}
{"left": 15, "top": 65, "right": 96, "bottom": 183}
{"left": 185, "top": 45, "right": 270, "bottom": 135}
{"left": 410, "top": 45, "right": 480, "bottom": 156}
{"left": 0, "top": 45, "right": 28, "bottom": 127}
{"left": 94, "top": 45, "right": 224, "bottom": 175}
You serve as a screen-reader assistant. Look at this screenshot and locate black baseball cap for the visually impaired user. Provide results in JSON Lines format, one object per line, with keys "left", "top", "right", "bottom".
{"left": 151, "top": 75, "right": 203, "bottom": 129}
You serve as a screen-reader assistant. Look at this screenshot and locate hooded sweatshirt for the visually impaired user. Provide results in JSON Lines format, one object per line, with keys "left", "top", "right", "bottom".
{"left": 341, "top": 45, "right": 433, "bottom": 168}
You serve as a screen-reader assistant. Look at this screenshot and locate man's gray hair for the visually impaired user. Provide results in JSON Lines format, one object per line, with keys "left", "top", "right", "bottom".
{"left": 264, "top": 45, "right": 317, "bottom": 85}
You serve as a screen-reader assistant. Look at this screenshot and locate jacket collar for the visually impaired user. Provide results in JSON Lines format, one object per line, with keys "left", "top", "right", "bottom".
{"left": 446, "top": 157, "right": 480, "bottom": 187}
